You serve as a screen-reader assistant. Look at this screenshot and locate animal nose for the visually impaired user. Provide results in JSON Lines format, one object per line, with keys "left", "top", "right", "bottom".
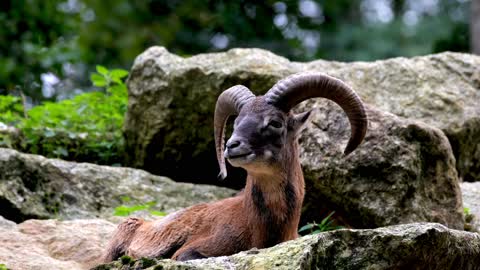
{"left": 226, "top": 139, "right": 241, "bottom": 150}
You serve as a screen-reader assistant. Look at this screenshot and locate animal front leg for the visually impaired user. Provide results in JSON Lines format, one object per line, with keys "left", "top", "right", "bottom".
{"left": 126, "top": 229, "right": 187, "bottom": 259}
{"left": 102, "top": 217, "right": 144, "bottom": 262}
{"left": 174, "top": 248, "right": 207, "bottom": 261}
{"left": 172, "top": 233, "right": 244, "bottom": 261}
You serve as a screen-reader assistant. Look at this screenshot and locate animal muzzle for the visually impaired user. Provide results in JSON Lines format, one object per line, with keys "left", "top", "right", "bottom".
{"left": 225, "top": 136, "right": 252, "bottom": 160}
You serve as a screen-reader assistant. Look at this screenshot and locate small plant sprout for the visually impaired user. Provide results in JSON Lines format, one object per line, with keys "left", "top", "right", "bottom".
{"left": 113, "top": 198, "right": 166, "bottom": 217}
{"left": 298, "top": 212, "right": 344, "bottom": 235}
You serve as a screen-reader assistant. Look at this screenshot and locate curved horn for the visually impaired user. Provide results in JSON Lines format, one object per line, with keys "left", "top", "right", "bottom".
{"left": 265, "top": 72, "right": 367, "bottom": 155}
{"left": 214, "top": 85, "right": 255, "bottom": 179}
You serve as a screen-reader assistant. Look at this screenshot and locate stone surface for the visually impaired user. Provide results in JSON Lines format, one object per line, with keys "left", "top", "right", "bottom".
{"left": 2, "top": 218, "right": 477, "bottom": 270}
{"left": 0, "top": 215, "right": 16, "bottom": 229}
{"left": 0, "top": 148, "right": 235, "bottom": 222}
{"left": 462, "top": 181, "right": 480, "bottom": 232}
{"left": 125, "top": 47, "right": 465, "bottom": 229}
{"left": 298, "top": 103, "right": 463, "bottom": 229}
{"left": 0, "top": 218, "right": 116, "bottom": 270}
{"left": 125, "top": 47, "right": 480, "bottom": 183}
{"left": 94, "top": 223, "right": 480, "bottom": 270}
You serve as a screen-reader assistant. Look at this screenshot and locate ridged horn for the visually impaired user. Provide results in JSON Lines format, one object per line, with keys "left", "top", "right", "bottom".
{"left": 214, "top": 85, "right": 255, "bottom": 179}
{"left": 265, "top": 72, "right": 367, "bottom": 155}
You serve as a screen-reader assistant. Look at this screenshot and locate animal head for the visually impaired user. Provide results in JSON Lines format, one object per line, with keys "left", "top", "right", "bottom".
{"left": 214, "top": 72, "right": 368, "bottom": 179}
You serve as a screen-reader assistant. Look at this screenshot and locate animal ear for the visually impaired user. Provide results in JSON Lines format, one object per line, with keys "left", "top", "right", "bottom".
{"left": 289, "top": 109, "right": 316, "bottom": 136}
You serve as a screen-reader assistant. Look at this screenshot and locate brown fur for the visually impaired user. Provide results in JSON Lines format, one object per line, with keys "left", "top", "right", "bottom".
{"left": 102, "top": 144, "right": 305, "bottom": 262}
{"left": 102, "top": 98, "right": 307, "bottom": 262}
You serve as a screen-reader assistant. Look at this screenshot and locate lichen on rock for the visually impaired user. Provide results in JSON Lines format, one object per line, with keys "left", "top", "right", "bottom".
{"left": 0, "top": 148, "right": 235, "bottom": 222}
{"left": 93, "top": 223, "right": 480, "bottom": 270}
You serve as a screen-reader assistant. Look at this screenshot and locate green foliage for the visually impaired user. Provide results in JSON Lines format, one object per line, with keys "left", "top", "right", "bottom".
{"left": 0, "top": 95, "right": 23, "bottom": 125}
{"left": 20, "top": 67, "right": 127, "bottom": 163}
{"left": 464, "top": 207, "right": 475, "bottom": 225}
{"left": 1, "top": 0, "right": 472, "bottom": 103}
{"left": 120, "top": 255, "right": 134, "bottom": 265}
{"left": 91, "top": 65, "right": 129, "bottom": 89}
{"left": 0, "top": 0, "right": 83, "bottom": 100}
{"left": 78, "top": 0, "right": 470, "bottom": 65}
{"left": 0, "top": 67, "right": 128, "bottom": 165}
{"left": 299, "top": 212, "right": 344, "bottom": 235}
{"left": 0, "top": 264, "right": 8, "bottom": 270}
{"left": 138, "top": 257, "right": 157, "bottom": 268}
{"left": 113, "top": 197, "right": 166, "bottom": 217}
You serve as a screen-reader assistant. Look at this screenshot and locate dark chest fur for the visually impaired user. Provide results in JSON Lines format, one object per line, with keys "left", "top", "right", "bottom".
{"left": 250, "top": 180, "right": 299, "bottom": 247}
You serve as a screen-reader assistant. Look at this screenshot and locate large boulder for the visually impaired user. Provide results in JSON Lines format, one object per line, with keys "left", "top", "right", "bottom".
{"left": 95, "top": 223, "right": 480, "bottom": 270}
{"left": 0, "top": 218, "right": 115, "bottom": 270}
{"left": 298, "top": 103, "right": 463, "bottom": 228}
{"left": 125, "top": 47, "right": 480, "bottom": 183}
{"left": 125, "top": 47, "right": 465, "bottom": 229}
{"left": 0, "top": 148, "right": 235, "bottom": 222}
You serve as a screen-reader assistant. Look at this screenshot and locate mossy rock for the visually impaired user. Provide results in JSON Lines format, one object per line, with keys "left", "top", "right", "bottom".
{"left": 0, "top": 148, "right": 235, "bottom": 221}
{"left": 94, "top": 223, "right": 480, "bottom": 270}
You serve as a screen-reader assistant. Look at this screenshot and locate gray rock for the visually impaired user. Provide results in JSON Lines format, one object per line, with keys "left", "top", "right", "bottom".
{"left": 125, "top": 47, "right": 480, "bottom": 183}
{"left": 462, "top": 182, "right": 480, "bottom": 232}
{"left": 0, "top": 218, "right": 116, "bottom": 270}
{"left": 0, "top": 148, "right": 235, "bottom": 222}
{"left": 4, "top": 219, "right": 477, "bottom": 270}
{"left": 298, "top": 103, "right": 463, "bottom": 229}
{"left": 0, "top": 215, "right": 16, "bottom": 229}
{"left": 125, "top": 47, "right": 464, "bottom": 229}
{"left": 94, "top": 223, "right": 480, "bottom": 270}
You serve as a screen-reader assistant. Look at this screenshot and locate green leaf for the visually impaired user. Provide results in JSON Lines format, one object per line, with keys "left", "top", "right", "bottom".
{"left": 107, "top": 84, "right": 127, "bottom": 95}
{"left": 298, "top": 223, "right": 315, "bottom": 233}
{"left": 319, "top": 211, "right": 335, "bottom": 226}
{"left": 111, "top": 77, "right": 122, "bottom": 85}
{"left": 113, "top": 205, "right": 131, "bottom": 216}
{"left": 129, "top": 204, "right": 149, "bottom": 212}
{"left": 96, "top": 65, "right": 109, "bottom": 75}
{"left": 110, "top": 69, "right": 129, "bottom": 79}
{"left": 90, "top": 73, "right": 107, "bottom": 87}
{"left": 149, "top": 210, "right": 167, "bottom": 216}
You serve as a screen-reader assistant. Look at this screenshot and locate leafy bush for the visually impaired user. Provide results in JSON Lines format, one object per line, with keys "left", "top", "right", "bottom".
{"left": 0, "top": 66, "right": 128, "bottom": 165}
{"left": 0, "top": 95, "right": 24, "bottom": 125}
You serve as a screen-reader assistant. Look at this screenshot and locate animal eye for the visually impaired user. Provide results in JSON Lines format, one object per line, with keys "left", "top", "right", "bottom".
{"left": 268, "top": 120, "right": 282, "bottom": 128}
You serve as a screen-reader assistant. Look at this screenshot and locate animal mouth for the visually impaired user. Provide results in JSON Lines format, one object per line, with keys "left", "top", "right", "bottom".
{"left": 227, "top": 152, "right": 252, "bottom": 160}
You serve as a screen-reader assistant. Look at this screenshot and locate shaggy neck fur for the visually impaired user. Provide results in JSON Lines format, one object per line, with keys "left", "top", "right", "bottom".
{"left": 243, "top": 140, "right": 305, "bottom": 248}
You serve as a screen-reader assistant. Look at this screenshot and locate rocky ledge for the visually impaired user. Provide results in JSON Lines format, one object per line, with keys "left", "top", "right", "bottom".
{"left": 1, "top": 219, "right": 478, "bottom": 270}
{"left": 0, "top": 148, "right": 234, "bottom": 222}
{"left": 95, "top": 222, "right": 480, "bottom": 270}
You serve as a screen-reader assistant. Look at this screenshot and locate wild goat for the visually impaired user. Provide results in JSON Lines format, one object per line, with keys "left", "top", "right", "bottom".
{"left": 102, "top": 72, "right": 367, "bottom": 262}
